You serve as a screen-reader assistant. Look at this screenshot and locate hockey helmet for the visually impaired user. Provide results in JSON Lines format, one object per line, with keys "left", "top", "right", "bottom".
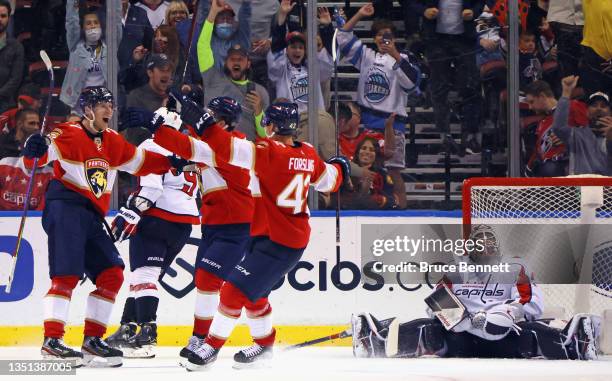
{"left": 207, "top": 96, "right": 242, "bottom": 131}
{"left": 78, "top": 86, "right": 114, "bottom": 112}
{"left": 261, "top": 102, "right": 299, "bottom": 136}
{"left": 468, "top": 224, "right": 501, "bottom": 264}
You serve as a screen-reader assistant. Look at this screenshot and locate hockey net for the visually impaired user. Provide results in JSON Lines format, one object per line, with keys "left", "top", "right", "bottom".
{"left": 463, "top": 177, "right": 612, "bottom": 353}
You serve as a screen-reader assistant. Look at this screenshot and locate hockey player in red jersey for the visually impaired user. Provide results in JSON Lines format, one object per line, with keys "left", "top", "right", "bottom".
{"left": 132, "top": 99, "right": 350, "bottom": 370}
{"left": 175, "top": 96, "right": 256, "bottom": 360}
{"left": 22, "top": 86, "right": 176, "bottom": 367}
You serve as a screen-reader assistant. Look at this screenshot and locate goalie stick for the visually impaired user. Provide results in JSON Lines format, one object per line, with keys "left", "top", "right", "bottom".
{"left": 284, "top": 329, "right": 351, "bottom": 351}
{"left": 5, "top": 50, "right": 54, "bottom": 293}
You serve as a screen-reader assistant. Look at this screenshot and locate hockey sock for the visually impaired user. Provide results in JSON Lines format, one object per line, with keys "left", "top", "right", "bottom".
{"left": 84, "top": 267, "right": 124, "bottom": 337}
{"left": 44, "top": 276, "right": 79, "bottom": 338}
{"left": 206, "top": 282, "right": 248, "bottom": 349}
{"left": 193, "top": 269, "right": 222, "bottom": 337}
{"left": 245, "top": 298, "right": 275, "bottom": 347}
{"left": 120, "top": 295, "right": 136, "bottom": 324}
{"left": 131, "top": 267, "right": 162, "bottom": 324}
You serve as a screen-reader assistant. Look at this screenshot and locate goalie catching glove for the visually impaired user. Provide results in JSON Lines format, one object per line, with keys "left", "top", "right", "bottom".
{"left": 111, "top": 193, "right": 152, "bottom": 242}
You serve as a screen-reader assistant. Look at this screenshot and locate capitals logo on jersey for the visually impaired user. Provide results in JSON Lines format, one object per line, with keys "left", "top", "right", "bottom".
{"left": 365, "top": 67, "right": 391, "bottom": 104}
{"left": 85, "top": 159, "right": 109, "bottom": 198}
{"left": 290, "top": 75, "right": 309, "bottom": 104}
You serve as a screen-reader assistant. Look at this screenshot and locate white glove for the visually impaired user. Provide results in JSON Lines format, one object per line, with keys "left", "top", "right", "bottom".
{"left": 153, "top": 107, "right": 183, "bottom": 130}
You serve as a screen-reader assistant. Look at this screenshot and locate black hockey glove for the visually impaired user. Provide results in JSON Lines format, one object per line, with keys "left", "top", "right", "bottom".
{"left": 167, "top": 155, "right": 191, "bottom": 175}
{"left": 327, "top": 155, "right": 351, "bottom": 187}
{"left": 23, "top": 134, "right": 49, "bottom": 158}
{"left": 122, "top": 107, "right": 154, "bottom": 131}
{"left": 179, "top": 97, "right": 217, "bottom": 136}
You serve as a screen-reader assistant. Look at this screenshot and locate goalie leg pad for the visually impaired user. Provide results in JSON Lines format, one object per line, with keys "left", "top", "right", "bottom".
{"left": 395, "top": 318, "right": 447, "bottom": 358}
{"left": 351, "top": 313, "right": 386, "bottom": 358}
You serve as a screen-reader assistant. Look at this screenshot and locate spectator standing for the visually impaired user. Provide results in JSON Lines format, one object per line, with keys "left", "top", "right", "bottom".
{"left": 120, "top": 25, "right": 189, "bottom": 93}
{"left": 552, "top": 76, "right": 612, "bottom": 175}
{"left": 165, "top": 0, "right": 189, "bottom": 27}
{"left": 296, "top": 108, "right": 336, "bottom": 160}
{"left": 338, "top": 3, "right": 420, "bottom": 209}
{"left": 547, "top": 0, "right": 583, "bottom": 77}
{"left": 125, "top": 53, "right": 173, "bottom": 145}
{"left": 524, "top": 80, "right": 588, "bottom": 177}
{"left": 198, "top": 0, "right": 268, "bottom": 141}
{"left": 136, "top": 0, "right": 170, "bottom": 30}
{"left": 231, "top": 0, "right": 279, "bottom": 95}
{"left": 60, "top": 0, "right": 122, "bottom": 114}
{"left": 0, "top": 108, "right": 39, "bottom": 159}
{"left": 0, "top": 0, "right": 24, "bottom": 113}
{"left": 196, "top": 0, "right": 251, "bottom": 73}
{"left": 410, "top": 0, "right": 484, "bottom": 154}
{"left": 268, "top": 0, "right": 332, "bottom": 114}
{"left": 519, "top": 30, "right": 544, "bottom": 90}
{"left": 118, "top": 0, "right": 154, "bottom": 71}
{"left": 580, "top": 0, "right": 612, "bottom": 97}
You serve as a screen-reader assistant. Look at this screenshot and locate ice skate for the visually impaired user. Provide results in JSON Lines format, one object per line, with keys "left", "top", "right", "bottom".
{"left": 185, "top": 342, "right": 219, "bottom": 371}
{"left": 81, "top": 336, "right": 123, "bottom": 367}
{"left": 41, "top": 337, "right": 83, "bottom": 367}
{"left": 233, "top": 343, "right": 273, "bottom": 369}
{"left": 106, "top": 323, "right": 137, "bottom": 349}
{"left": 125, "top": 322, "right": 157, "bottom": 359}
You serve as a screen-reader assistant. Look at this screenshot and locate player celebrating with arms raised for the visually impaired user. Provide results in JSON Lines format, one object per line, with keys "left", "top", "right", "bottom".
{"left": 132, "top": 99, "right": 349, "bottom": 370}
{"left": 22, "top": 86, "right": 176, "bottom": 367}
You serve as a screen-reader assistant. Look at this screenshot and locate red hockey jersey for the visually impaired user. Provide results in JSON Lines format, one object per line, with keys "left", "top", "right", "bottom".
{"left": 197, "top": 129, "right": 253, "bottom": 225}
{"left": 0, "top": 156, "right": 53, "bottom": 211}
{"left": 154, "top": 125, "right": 342, "bottom": 249}
{"left": 23, "top": 122, "right": 171, "bottom": 215}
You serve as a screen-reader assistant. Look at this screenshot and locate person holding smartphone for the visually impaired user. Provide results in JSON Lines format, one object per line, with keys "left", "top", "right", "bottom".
{"left": 551, "top": 75, "right": 612, "bottom": 176}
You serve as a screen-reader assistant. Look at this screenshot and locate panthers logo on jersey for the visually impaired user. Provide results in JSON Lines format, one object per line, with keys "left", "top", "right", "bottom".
{"left": 85, "top": 159, "right": 109, "bottom": 198}
{"left": 365, "top": 68, "right": 390, "bottom": 103}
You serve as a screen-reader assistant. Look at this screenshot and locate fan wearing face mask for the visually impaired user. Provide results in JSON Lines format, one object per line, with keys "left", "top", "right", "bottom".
{"left": 60, "top": 0, "right": 123, "bottom": 116}
{"left": 195, "top": 0, "right": 252, "bottom": 72}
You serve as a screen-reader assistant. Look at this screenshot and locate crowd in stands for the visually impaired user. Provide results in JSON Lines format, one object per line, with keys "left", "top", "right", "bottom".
{"left": 0, "top": 0, "right": 611, "bottom": 212}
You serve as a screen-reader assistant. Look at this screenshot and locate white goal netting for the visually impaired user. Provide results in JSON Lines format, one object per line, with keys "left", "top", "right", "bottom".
{"left": 463, "top": 177, "right": 612, "bottom": 329}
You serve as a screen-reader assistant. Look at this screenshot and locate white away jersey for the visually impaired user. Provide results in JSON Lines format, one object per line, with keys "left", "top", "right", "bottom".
{"left": 439, "top": 257, "right": 544, "bottom": 321}
{"left": 137, "top": 139, "right": 200, "bottom": 224}
{"left": 267, "top": 48, "right": 333, "bottom": 114}
{"left": 336, "top": 29, "right": 418, "bottom": 117}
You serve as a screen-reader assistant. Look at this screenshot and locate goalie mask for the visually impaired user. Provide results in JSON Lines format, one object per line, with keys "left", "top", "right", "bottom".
{"left": 468, "top": 224, "right": 501, "bottom": 265}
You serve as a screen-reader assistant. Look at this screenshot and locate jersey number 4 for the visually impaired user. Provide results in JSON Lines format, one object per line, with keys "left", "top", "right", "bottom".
{"left": 277, "top": 173, "right": 311, "bottom": 214}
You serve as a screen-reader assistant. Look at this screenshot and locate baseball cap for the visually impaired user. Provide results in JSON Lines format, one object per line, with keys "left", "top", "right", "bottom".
{"left": 226, "top": 44, "right": 248, "bottom": 58}
{"left": 146, "top": 53, "right": 171, "bottom": 70}
{"left": 218, "top": 4, "right": 235, "bottom": 17}
{"left": 286, "top": 31, "right": 306, "bottom": 45}
{"left": 588, "top": 92, "right": 610, "bottom": 106}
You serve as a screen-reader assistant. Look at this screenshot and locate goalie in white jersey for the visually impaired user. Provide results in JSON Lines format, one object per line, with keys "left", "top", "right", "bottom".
{"left": 352, "top": 225, "right": 601, "bottom": 360}
{"left": 107, "top": 112, "right": 200, "bottom": 358}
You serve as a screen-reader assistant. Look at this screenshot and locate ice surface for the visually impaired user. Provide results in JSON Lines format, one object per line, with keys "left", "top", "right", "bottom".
{"left": 0, "top": 347, "right": 610, "bottom": 381}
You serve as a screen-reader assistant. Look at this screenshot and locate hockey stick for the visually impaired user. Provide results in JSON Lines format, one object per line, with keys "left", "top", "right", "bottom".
{"left": 284, "top": 329, "right": 351, "bottom": 351}
{"left": 180, "top": 0, "right": 199, "bottom": 84}
{"left": 5, "top": 50, "right": 54, "bottom": 294}
{"left": 332, "top": 14, "right": 341, "bottom": 275}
